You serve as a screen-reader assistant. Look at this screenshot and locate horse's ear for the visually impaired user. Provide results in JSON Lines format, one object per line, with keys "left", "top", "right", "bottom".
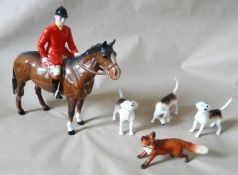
{"left": 109, "top": 39, "right": 116, "bottom": 47}
{"left": 102, "top": 41, "right": 107, "bottom": 47}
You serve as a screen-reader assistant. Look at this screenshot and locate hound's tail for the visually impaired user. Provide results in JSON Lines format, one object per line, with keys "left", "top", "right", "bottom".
{"left": 118, "top": 88, "right": 124, "bottom": 98}
{"left": 182, "top": 140, "right": 208, "bottom": 154}
{"left": 172, "top": 78, "right": 179, "bottom": 94}
{"left": 12, "top": 69, "right": 17, "bottom": 94}
{"left": 220, "top": 98, "right": 232, "bottom": 111}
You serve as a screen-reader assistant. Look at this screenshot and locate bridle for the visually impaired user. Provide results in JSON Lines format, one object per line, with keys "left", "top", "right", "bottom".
{"left": 78, "top": 57, "right": 118, "bottom": 75}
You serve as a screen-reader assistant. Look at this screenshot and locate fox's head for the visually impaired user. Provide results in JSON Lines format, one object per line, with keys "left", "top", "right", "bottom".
{"left": 141, "top": 131, "right": 156, "bottom": 147}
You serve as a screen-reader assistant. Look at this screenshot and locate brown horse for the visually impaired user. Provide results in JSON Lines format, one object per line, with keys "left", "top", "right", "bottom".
{"left": 12, "top": 40, "right": 121, "bottom": 135}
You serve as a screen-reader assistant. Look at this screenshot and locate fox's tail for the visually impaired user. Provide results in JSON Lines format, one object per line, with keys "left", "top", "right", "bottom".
{"left": 118, "top": 88, "right": 124, "bottom": 98}
{"left": 182, "top": 140, "right": 208, "bottom": 154}
{"left": 220, "top": 98, "right": 232, "bottom": 111}
{"left": 172, "top": 78, "right": 179, "bottom": 94}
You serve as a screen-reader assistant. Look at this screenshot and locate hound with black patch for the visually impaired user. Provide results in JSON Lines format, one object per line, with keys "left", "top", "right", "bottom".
{"left": 151, "top": 78, "right": 179, "bottom": 125}
{"left": 189, "top": 98, "right": 232, "bottom": 138}
{"left": 112, "top": 89, "right": 138, "bottom": 136}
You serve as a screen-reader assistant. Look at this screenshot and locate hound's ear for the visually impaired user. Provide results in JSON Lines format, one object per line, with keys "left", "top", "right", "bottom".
{"left": 149, "top": 131, "right": 156, "bottom": 139}
{"left": 120, "top": 101, "right": 126, "bottom": 109}
{"left": 102, "top": 41, "right": 107, "bottom": 47}
{"left": 195, "top": 102, "right": 200, "bottom": 109}
{"left": 109, "top": 39, "right": 116, "bottom": 47}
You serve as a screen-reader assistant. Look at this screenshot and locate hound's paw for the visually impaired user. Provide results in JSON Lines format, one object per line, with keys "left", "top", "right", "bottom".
{"left": 210, "top": 123, "right": 215, "bottom": 127}
{"left": 119, "top": 131, "right": 124, "bottom": 136}
{"left": 195, "top": 133, "right": 200, "bottom": 138}
{"left": 216, "top": 131, "right": 221, "bottom": 135}
{"left": 174, "top": 112, "right": 178, "bottom": 115}
{"left": 129, "top": 132, "right": 134, "bottom": 136}
{"left": 150, "top": 120, "right": 155, "bottom": 123}
{"left": 189, "top": 129, "right": 194, "bottom": 133}
{"left": 137, "top": 155, "right": 142, "bottom": 159}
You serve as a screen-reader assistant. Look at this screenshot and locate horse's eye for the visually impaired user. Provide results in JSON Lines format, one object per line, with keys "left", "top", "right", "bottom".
{"left": 103, "top": 55, "right": 107, "bottom": 58}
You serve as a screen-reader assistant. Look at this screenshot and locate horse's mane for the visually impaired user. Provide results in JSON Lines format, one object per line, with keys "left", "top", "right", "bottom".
{"left": 63, "top": 43, "right": 103, "bottom": 65}
{"left": 76, "top": 43, "right": 103, "bottom": 59}
{"left": 67, "top": 41, "right": 114, "bottom": 66}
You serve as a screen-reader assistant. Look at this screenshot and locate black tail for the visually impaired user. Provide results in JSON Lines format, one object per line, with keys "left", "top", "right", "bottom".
{"left": 12, "top": 69, "right": 17, "bottom": 94}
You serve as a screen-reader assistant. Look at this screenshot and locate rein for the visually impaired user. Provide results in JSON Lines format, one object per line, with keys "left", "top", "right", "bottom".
{"left": 78, "top": 60, "right": 118, "bottom": 75}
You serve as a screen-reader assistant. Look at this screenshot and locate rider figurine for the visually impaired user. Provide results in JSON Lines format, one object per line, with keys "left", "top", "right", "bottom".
{"left": 38, "top": 6, "right": 80, "bottom": 99}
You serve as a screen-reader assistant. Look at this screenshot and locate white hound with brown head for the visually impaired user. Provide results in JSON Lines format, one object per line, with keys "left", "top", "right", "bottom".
{"left": 113, "top": 89, "right": 138, "bottom": 136}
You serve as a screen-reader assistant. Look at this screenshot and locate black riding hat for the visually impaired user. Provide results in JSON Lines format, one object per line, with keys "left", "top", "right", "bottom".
{"left": 55, "top": 6, "right": 68, "bottom": 18}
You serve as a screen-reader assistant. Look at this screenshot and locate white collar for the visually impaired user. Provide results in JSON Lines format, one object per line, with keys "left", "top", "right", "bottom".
{"left": 143, "top": 146, "right": 152, "bottom": 154}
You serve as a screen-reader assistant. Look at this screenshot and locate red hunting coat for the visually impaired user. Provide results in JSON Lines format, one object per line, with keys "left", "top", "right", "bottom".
{"left": 38, "top": 23, "right": 78, "bottom": 65}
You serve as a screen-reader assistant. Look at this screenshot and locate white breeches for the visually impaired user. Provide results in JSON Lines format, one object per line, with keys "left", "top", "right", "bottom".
{"left": 49, "top": 65, "right": 61, "bottom": 76}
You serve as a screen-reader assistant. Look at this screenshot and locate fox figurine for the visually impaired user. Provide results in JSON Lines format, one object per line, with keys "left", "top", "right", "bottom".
{"left": 137, "top": 131, "right": 208, "bottom": 169}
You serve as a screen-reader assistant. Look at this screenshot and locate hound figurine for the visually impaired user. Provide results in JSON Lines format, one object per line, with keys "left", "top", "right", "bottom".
{"left": 112, "top": 89, "right": 138, "bottom": 136}
{"left": 189, "top": 98, "right": 232, "bottom": 138}
{"left": 151, "top": 78, "right": 179, "bottom": 125}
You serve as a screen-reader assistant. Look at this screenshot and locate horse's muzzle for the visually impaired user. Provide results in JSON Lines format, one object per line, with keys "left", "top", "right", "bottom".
{"left": 109, "top": 65, "right": 121, "bottom": 80}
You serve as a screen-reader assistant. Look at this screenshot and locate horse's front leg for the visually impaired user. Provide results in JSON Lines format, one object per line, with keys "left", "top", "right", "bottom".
{"left": 76, "top": 99, "right": 85, "bottom": 125}
{"left": 66, "top": 97, "right": 77, "bottom": 135}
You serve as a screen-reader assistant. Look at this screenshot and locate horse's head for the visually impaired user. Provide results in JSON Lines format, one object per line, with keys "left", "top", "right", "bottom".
{"left": 95, "top": 40, "right": 121, "bottom": 80}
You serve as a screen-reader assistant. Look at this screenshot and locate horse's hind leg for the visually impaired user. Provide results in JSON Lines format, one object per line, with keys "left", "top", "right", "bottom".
{"left": 35, "top": 85, "right": 50, "bottom": 111}
{"left": 15, "top": 80, "right": 26, "bottom": 115}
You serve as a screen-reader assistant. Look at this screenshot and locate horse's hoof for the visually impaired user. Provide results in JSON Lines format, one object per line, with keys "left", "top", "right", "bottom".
{"left": 195, "top": 134, "right": 200, "bottom": 138}
{"left": 18, "top": 110, "right": 26, "bottom": 115}
{"left": 68, "top": 130, "right": 76, "bottom": 135}
{"left": 43, "top": 106, "right": 50, "bottom": 111}
{"left": 77, "top": 121, "right": 85, "bottom": 125}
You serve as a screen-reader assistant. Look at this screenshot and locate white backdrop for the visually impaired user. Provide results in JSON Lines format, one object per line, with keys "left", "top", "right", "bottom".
{"left": 0, "top": 0, "right": 238, "bottom": 175}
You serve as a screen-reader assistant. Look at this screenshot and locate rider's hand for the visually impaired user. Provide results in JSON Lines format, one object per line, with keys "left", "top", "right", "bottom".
{"left": 74, "top": 52, "right": 80, "bottom": 57}
{"left": 41, "top": 57, "right": 48, "bottom": 64}
{"left": 41, "top": 57, "right": 54, "bottom": 67}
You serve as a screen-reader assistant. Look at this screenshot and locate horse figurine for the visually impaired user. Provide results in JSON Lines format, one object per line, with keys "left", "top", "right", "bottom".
{"left": 12, "top": 40, "right": 121, "bottom": 135}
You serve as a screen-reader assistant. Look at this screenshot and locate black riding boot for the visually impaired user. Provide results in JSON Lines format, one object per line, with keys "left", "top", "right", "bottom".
{"left": 52, "top": 79, "right": 62, "bottom": 99}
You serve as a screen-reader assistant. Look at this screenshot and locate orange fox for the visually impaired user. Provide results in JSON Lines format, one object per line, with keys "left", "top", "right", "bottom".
{"left": 137, "top": 131, "right": 208, "bottom": 169}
